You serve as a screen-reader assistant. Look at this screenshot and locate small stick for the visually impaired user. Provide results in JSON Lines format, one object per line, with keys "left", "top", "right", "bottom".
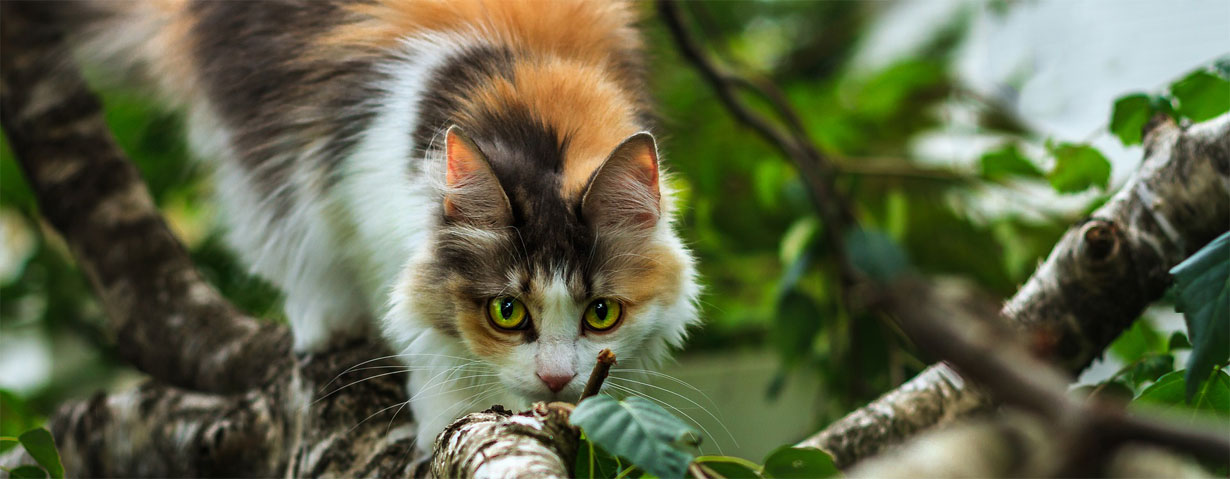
{"left": 578, "top": 349, "right": 617, "bottom": 403}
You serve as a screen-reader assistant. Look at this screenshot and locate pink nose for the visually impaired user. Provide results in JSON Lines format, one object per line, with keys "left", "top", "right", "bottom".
{"left": 537, "top": 372, "right": 575, "bottom": 393}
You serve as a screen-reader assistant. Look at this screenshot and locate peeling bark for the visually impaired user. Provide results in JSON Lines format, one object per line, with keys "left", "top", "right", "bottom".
{"left": 846, "top": 414, "right": 1213, "bottom": 478}
{"left": 802, "top": 114, "right": 1230, "bottom": 467}
{"left": 429, "top": 404, "right": 578, "bottom": 479}
{"left": 0, "top": 5, "right": 586, "bottom": 478}
{"left": 1008, "top": 115, "right": 1230, "bottom": 370}
{"left": 0, "top": 1, "right": 289, "bottom": 395}
{"left": 796, "top": 364, "right": 991, "bottom": 468}
{"left": 3, "top": 0, "right": 1229, "bottom": 476}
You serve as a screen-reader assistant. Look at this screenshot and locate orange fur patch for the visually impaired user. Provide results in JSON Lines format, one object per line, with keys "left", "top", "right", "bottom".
{"left": 321, "top": 0, "right": 643, "bottom": 64}
{"left": 320, "top": 0, "right": 647, "bottom": 198}
{"left": 610, "top": 242, "right": 684, "bottom": 308}
{"left": 455, "top": 305, "right": 519, "bottom": 359}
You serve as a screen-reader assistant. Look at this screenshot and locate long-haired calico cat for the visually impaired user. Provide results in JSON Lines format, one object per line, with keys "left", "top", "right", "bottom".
{"left": 60, "top": 0, "right": 700, "bottom": 449}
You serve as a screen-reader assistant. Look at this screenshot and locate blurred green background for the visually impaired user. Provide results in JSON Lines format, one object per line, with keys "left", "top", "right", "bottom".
{"left": 2, "top": 0, "right": 1227, "bottom": 461}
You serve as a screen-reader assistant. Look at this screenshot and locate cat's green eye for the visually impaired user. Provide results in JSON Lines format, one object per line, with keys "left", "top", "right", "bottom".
{"left": 583, "top": 298, "right": 622, "bottom": 331}
{"left": 487, "top": 296, "right": 529, "bottom": 330}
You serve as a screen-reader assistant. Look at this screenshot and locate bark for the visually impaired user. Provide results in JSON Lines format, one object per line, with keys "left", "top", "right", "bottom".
{"left": 801, "top": 114, "right": 1230, "bottom": 467}
{"left": 429, "top": 403, "right": 578, "bottom": 479}
{"left": 0, "top": 1, "right": 289, "bottom": 395}
{"left": 795, "top": 363, "right": 991, "bottom": 468}
{"left": 3, "top": 0, "right": 1229, "bottom": 476}
{"left": 846, "top": 414, "right": 1213, "bottom": 478}
{"left": 662, "top": 0, "right": 1230, "bottom": 466}
{"left": 0, "top": 4, "right": 575, "bottom": 478}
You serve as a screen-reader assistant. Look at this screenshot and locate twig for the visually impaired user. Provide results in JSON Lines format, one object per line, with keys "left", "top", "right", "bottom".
{"left": 882, "top": 277, "right": 1230, "bottom": 467}
{"left": 579, "top": 349, "right": 617, "bottom": 402}
{"left": 656, "top": 0, "right": 859, "bottom": 288}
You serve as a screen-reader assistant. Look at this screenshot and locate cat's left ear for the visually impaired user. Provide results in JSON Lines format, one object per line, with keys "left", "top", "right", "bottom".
{"left": 581, "top": 132, "right": 661, "bottom": 230}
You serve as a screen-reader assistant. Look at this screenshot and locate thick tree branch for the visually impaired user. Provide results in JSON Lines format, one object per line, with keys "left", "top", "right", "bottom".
{"left": 429, "top": 403, "right": 578, "bottom": 479}
{"left": 796, "top": 363, "right": 992, "bottom": 467}
{"left": 881, "top": 277, "right": 1230, "bottom": 468}
{"left": 846, "top": 414, "right": 1214, "bottom": 478}
{"left": 5, "top": 1, "right": 1228, "bottom": 476}
{"left": 0, "top": 1, "right": 289, "bottom": 394}
{"left": 1, "top": 4, "right": 570, "bottom": 478}
{"left": 804, "top": 115, "right": 1230, "bottom": 467}
{"left": 660, "top": 0, "right": 1230, "bottom": 467}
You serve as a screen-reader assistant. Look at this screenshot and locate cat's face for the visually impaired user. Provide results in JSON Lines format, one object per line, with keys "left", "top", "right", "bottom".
{"left": 395, "top": 127, "right": 698, "bottom": 402}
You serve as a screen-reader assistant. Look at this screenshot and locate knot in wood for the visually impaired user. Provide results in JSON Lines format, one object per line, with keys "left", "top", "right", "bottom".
{"left": 1079, "top": 220, "right": 1119, "bottom": 264}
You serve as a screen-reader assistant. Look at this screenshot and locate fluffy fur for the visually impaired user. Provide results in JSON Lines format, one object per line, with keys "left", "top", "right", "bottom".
{"left": 62, "top": 0, "right": 701, "bottom": 450}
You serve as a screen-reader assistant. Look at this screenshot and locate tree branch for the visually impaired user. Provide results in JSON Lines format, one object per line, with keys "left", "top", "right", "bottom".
{"left": 656, "top": 0, "right": 859, "bottom": 289}
{"left": 5, "top": 1, "right": 1228, "bottom": 476}
{"left": 0, "top": 1, "right": 289, "bottom": 394}
{"left": 0, "top": 4, "right": 573, "bottom": 478}
{"left": 796, "top": 363, "right": 992, "bottom": 467}
{"left": 846, "top": 414, "right": 1215, "bottom": 478}
{"left": 803, "top": 114, "right": 1230, "bottom": 467}
{"left": 659, "top": 0, "right": 1230, "bottom": 468}
{"left": 429, "top": 403, "right": 578, "bottom": 479}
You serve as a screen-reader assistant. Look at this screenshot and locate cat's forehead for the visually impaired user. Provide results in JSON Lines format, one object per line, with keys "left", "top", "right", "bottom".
{"left": 462, "top": 110, "right": 600, "bottom": 282}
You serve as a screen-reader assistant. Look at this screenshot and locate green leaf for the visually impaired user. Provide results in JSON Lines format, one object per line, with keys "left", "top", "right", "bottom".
{"left": 694, "top": 456, "right": 763, "bottom": 479}
{"left": 779, "top": 217, "right": 819, "bottom": 266}
{"left": 1109, "top": 94, "right": 1153, "bottom": 146}
{"left": 1151, "top": 94, "right": 1180, "bottom": 122}
{"left": 845, "top": 227, "right": 910, "bottom": 283}
{"left": 762, "top": 446, "right": 839, "bottom": 479}
{"left": 979, "top": 144, "right": 1043, "bottom": 180}
{"left": 772, "top": 291, "right": 823, "bottom": 366}
{"left": 1045, "top": 142, "right": 1111, "bottom": 193}
{"left": 9, "top": 465, "right": 47, "bottom": 479}
{"left": 1168, "top": 331, "right": 1192, "bottom": 351}
{"left": 571, "top": 395, "right": 698, "bottom": 479}
{"left": 18, "top": 429, "right": 63, "bottom": 479}
{"left": 0, "top": 390, "right": 38, "bottom": 454}
{"left": 576, "top": 435, "right": 626, "bottom": 479}
{"left": 1133, "top": 369, "right": 1230, "bottom": 417}
{"left": 1170, "top": 232, "right": 1230, "bottom": 399}
{"left": 1108, "top": 320, "right": 1166, "bottom": 362}
{"left": 1073, "top": 381, "right": 1135, "bottom": 402}
{"left": 1170, "top": 70, "right": 1230, "bottom": 122}
{"left": 1127, "top": 354, "right": 1175, "bottom": 387}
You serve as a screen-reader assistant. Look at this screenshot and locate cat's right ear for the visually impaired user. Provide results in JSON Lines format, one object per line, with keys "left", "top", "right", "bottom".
{"left": 442, "top": 126, "right": 512, "bottom": 228}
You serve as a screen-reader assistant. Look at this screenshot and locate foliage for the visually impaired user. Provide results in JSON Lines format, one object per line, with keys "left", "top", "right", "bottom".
{"left": 1, "top": 1, "right": 1228, "bottom": 475}
{"left": 845, "top": 227, "right": 910, "bottom": 283}
{"left": 1044, "top": 142, "right": 1111, "bottom": 193}
{"left": 573, "top": 394, "right": 840, "bottom": 479}
{"left": 1170, "top": 71, "right": 1230, "bottom": 122}
{"left": 0, "top": 428, "right": 64, "bottom": 479}
{"left": 1108, "top": 94, "right": 1154, "bottom": 146}
{"left": 1133, "top": 369, "right": 1230, "bottom": 413}
{"left": 571, "top": 395, "right": 700, "bottom": 479}
{"left": 1108, "top": 65, "right": 1230, "bottom": 148}
{"left": 1169, "top": 232, "right": 1230, "bottom": 399}
{"left": 978, "top": 144, "right": 1043, "bottom": 181}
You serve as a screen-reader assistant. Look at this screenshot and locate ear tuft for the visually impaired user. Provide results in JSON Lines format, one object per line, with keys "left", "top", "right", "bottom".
{"left": 581, "top": 132, "right": 661, "bottom": 231}
{"left": 442, "top": 126, "right": 512, "bottom": 227}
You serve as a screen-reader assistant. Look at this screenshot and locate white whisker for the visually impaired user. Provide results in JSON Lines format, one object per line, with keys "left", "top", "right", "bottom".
{"left": 605, "top": 383, "right": 727, "bottom": 455}
{"left": 607, "top": 375, "right": 738, "bottom": 448}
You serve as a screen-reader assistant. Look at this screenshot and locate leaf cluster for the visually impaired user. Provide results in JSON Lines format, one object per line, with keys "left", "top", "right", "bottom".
{"left": 572, "top": 394, "right": 839, "bottom": 479}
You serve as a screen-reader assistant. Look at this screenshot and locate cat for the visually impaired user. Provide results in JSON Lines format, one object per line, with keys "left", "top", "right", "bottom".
{"left": 61, "top": 0, "right": 700, "bottom": 450}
